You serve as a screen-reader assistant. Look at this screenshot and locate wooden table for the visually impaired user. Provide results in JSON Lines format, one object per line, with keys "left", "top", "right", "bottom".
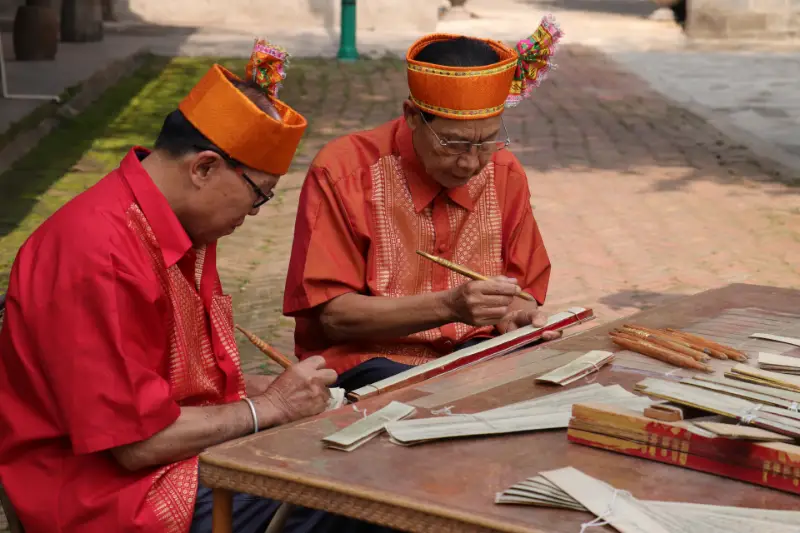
{"left": 199, "top": 283, "right": 800, "bottom": 532}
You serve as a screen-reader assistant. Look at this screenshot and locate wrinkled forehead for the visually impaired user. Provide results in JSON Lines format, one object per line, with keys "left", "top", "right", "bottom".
{"left": 430, "top": 113, "right": 503, "bottom": 140}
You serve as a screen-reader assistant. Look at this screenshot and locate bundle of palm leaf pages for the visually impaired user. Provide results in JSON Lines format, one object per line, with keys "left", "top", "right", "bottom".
{"left": 567, "top": 324, "right": 800, "bottom": 494}
{"left": 495, "top": 466, "right": 800, "bottom": 533}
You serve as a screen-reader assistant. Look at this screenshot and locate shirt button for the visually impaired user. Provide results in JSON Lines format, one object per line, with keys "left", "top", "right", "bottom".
{"left": 442, "top": 340, "right": 453, "bottom": 349}
{"left": 438, "top": 244, "right": 447, "bottom": 253}
{"left": 217, "top": 353, "right": 226, "bottom": 361}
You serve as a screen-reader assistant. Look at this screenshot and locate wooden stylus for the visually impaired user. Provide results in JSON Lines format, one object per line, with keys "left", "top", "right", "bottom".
{"left": 235, "top": 325, "right": 294, "bottom": 369}
{"left": 416, "top": 250, "right": 536, "bottom": 302}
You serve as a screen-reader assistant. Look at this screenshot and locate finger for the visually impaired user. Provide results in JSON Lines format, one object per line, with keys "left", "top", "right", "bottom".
{"left": 542, "top": 330, "right": 561, "bottom": 341}
{"left": 530, "top": 311, "right": 548, "bottom": 328}
{"left": 315, "top": 368, "right": 338, "bottom": 386}
{"left": 301, "top": 355, "right": 328, "bottom": 369}
{"left": 474, "top": 307, "right": 514, "bottom": 325}
{"left": 502, "top": 321, "right": 520, "bottom": 334}
{"left": 469, "top": 294, "right": 515, "bottom": 308}
{"left": 488, "top": 275, "right": 519, "bottom": 285}
{"left": 475, "top": 281, "right": 521, "bottom": 297}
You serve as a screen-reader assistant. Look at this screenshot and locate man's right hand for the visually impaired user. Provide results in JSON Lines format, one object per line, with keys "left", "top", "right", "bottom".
{"left": 444, "top": 276, "right": 521, "bottom": 326}
{"left": 255, "top": 356, "right": 337, "bottom": 427}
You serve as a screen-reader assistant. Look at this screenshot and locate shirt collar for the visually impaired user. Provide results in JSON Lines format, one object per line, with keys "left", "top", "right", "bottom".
{"left": 394, "top": 119, "right": 475, "bottom": 213}
{"left": 120, "top": 147, "right": 193, "bottom": 268}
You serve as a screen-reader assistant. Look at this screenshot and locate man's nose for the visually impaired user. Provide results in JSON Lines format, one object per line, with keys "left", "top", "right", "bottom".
{"left": 457, "top": 148, "right": 481, "bottom": 174}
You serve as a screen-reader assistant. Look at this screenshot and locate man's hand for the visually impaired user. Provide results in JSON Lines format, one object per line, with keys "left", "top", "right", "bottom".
{"left": 444, "top": 276, "right": 523, "bottom": 326}
{"left": 243, "top": 374, "right": 276, "bottom": 397}
{"left": 495, "top": 307, "right": 562, "bottom": 341}
{"left": 254, "top": 356, "right": 337, "bottom": 426}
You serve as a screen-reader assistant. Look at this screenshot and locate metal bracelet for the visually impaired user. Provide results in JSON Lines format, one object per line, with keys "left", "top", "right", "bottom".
{"left": 243, "top": 397, "right": 259, "bottom": 434}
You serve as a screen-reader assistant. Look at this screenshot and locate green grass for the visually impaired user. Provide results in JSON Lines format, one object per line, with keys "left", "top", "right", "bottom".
{"left": 0, "top": 56, "right": 249, "bottom": 289}
{"left": 0, "top": 54, "right": 404, "bottom": 291}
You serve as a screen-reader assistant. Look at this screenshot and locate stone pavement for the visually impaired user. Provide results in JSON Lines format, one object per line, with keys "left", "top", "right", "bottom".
{"left": 443, "top": 0, "right": 800, "bottom": 177}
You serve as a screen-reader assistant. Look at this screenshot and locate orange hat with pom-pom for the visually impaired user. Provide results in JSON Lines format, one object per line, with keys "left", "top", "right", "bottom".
{"left": 178, "top": 39, "right": 307, "bottom": 175}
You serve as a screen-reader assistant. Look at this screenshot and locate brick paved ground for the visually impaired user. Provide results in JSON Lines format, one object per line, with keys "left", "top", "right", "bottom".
{"left": 220, "top": 44, "right": 800, "bottom": 376}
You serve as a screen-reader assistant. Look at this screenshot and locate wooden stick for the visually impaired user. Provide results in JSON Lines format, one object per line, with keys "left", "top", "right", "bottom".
{"left": 623, "top": 324, "right": 728, "bottom": 360}
{"left": 416, "top": 250, "right": 536, "bottom": 302}
{"left": 609, "top": 332, "right": 713, "bottom": 373}
{"left": 665, "top": 328, "right": 748, "bottom": 361}
{"left": 233, "top": 326, "right": 296, "bottom": 532}
{"left": 212, "top": 489, "right": 233, "bottom": 533}
{"left": 235, "top": 325, "right": 294, "bottom": 370}
{"left": 618, "top": 326, "right": 710, "bottom": 362}
{"left": 666, "top": 328, "right": 743, "bottom": 360}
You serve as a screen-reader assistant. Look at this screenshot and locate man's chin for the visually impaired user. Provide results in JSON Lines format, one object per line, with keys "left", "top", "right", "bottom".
{"left": 438, "top": 174, "right": 472, "bottom": 188}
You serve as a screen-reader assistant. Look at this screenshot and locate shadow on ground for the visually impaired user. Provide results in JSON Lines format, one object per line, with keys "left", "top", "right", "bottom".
{"left": 598, "top": 290, "right": 688, "bottom": 311}
{"left": 0, "top": 56, "right": 171, "bottom": 241}
{"left": 516, "top": 0, "right": 659, "bottom": 17}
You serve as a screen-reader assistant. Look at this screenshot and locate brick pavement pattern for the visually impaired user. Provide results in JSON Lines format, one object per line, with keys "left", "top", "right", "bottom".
{"left": 1, "top": 42, "right": 800, "bottom": 533}
{"left": 220, "top": 44, "right": 800, "bottom": 376}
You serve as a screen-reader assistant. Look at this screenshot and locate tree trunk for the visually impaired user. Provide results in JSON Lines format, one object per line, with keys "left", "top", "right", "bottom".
{"left": 61, "top": 0, "right": 103, "bottom": 42}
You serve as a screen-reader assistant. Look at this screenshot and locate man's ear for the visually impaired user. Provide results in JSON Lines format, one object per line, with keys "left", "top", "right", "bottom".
{"left": 402, "top": 99, "right": 420, "bottom": 131}
{"left": 187, "top": 151, "right": 225, "bottom": 189}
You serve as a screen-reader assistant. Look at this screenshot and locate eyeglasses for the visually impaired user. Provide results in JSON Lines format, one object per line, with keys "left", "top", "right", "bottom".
{"left": 234, "top": 167, "right": 274, "bottom": 208}
{"left": 419, "top": 112, "right": 511, "bottom": 156}
{"left": 194, "top": 145, "right": 274, "bottom": 209}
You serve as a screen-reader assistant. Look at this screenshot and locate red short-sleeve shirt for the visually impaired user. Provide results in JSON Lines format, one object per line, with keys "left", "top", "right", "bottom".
{"left": 0, "top": 148, "right": 246, "bottom": 533}
{"left": 283, "top": 118, "right": 551, "bottom": 374}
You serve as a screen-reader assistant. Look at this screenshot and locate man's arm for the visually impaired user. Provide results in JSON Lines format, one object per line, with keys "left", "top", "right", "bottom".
{"left": 319, "top": 276, "right": 524, "bottom": 343}
{"left": 111, "top": 357, "right": 335, "bottom": 471}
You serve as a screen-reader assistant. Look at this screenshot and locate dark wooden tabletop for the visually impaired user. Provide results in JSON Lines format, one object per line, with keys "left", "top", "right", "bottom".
{"left": 199, "top": 283, "right": 800, "bottom": 533}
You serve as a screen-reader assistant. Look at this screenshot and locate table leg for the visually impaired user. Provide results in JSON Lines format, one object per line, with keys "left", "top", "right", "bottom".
{"left": 265, "top": 502, "right": 294, "bottom": 533}
{"left": 212, "top": 488, "right": 234, "bottom": 533}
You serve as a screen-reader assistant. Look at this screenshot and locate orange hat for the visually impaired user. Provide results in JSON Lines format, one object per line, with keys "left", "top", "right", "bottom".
{"left": 406, "top": 15, "right": 563, "bottom": 120}
{"left": 178, "top": 39, "right": 307, "bottom": 175}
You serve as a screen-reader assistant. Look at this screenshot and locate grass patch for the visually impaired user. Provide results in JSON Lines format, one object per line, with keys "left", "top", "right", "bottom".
{"left": 0, "top": 55, "right": 404, "bottom": 290}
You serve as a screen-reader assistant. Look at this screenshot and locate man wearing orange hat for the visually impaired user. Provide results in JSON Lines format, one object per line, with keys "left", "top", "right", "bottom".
{"left": 284, "top": 18, "right": 565, "bottom": 390}
{"left": 0, "top": 40, "right": 397, "bottom": 533}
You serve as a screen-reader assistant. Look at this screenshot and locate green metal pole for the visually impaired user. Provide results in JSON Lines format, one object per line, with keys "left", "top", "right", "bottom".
{"left": 337, "top": 0, "right": 359, "bottom": 61}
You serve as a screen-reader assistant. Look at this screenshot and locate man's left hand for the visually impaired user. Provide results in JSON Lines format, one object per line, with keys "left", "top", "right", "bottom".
{"left": 244, "top": 374, "right": 277, "bottom": 397}
{"left": 496, "top": 308, "right": 563, "bottom": 341}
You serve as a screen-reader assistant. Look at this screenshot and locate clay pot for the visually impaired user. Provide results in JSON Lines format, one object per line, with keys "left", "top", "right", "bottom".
{"left": 12, "top": 5, "right": 59, "bottom": 61}
{"left": 61, "top": 0, "right": 104, "bottom": 42}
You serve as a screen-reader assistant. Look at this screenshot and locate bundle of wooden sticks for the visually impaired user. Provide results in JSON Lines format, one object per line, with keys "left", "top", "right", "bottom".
{"left": 609, "top": 324, "right": 748, "bottom": 372}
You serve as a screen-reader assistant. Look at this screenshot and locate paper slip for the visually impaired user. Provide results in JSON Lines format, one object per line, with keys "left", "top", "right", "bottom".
{"left": 322, "top": 401, "right": 416, "bottom": 452}
{"left": 327, "top": 387, "right": 346, "bottom": 411}
{"left": 535, "top": 350, "right": 614, "bottom": 386}
{"left": 758, "top": 352, "right": 800, "bottom": 374}
{"left": 750, "top": 333, "right": 800, "bottom": 349}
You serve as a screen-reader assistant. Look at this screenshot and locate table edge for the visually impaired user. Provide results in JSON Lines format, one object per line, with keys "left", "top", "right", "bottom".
{"left": 198, "top": 460, "right": 556, "bottom": 533}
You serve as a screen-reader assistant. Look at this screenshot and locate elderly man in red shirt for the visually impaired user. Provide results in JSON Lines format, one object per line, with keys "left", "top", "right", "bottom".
{"left": 283, "top": 19, "right": 565, "bottom": 391}
{"left": 0, "top": 40, "right": 397, "bottom": 533}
